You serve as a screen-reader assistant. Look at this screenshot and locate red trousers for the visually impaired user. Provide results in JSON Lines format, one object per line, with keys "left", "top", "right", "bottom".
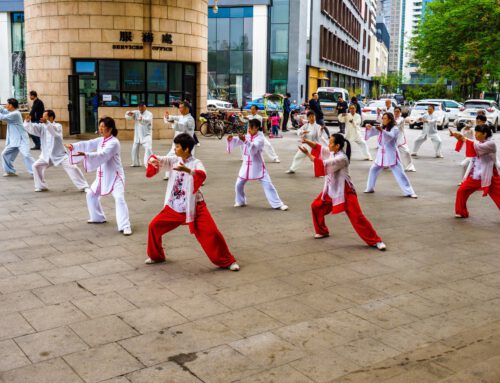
{"left": 311, "top": 183, "right": 382, "bottom": 246}
{"left": 455, "top": 174, "right": 500, "bottom": 217}
{"left": 147, "top": 202, "right": 236, "bottom": 267}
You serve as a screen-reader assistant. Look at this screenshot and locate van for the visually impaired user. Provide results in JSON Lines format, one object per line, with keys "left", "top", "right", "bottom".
{"left": 316, "top": 87, "right": 349, "bottom": 124}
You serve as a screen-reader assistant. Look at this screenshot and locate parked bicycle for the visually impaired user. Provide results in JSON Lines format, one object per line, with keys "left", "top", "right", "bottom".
{"left": 199, "top": 112, "right": 225, "bottom": 139}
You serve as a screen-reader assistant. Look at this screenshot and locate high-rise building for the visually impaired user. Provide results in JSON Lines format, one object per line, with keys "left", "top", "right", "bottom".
{"left": 378, "top": 0, "right": 405, "bottom": 74}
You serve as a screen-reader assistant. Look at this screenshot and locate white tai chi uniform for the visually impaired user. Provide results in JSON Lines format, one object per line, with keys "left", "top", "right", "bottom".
{"left": 125, "top": 110, "right": 153, "bottom": 167}
{"left": 412, "top": 112, "right": 442, "bottom": 157}
{"left": 288, "top": 122, "right": 328, "bottom": 173}
{"left": 338, "top": 112, "right": 372, "bottom": 160}
{"left": 0, "top": 106, "right": 34, "bottom": 175}
{"left": 395, "top": 117, "right": 416, "bottom": 172}
{"left": 164, "top": 113, "right": 196, "bottom": 178}
{"left": 245, "top": 114, "right": 280, "bottom": 162}
{"left": 69, "top": 136, "right": 131, "bottom": 231}
{"left": 24, "top": 121, "right": 89, "bottom": 191}
{"left": 365, "top": 126, "right": 416, "bottom": 196}
{"left": 227, "top": 133, "right": 286, "bottom": 208}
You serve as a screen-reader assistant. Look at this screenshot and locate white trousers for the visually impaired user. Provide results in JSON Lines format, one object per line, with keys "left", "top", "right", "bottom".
{"left": 235, "top": 171, "right": 284, "bottom": 208}
{"left": 412, "top": 132, "right": 442, "bottom": 156}
{"left": 460, "top": 157, "right": 471, "bottom": 179}
{"left": 353, "top": 137, "right": 372, "bottom": 160}
{"left": 240, "top": 138, "right": 279, "bottom": 162}
{"left": 86, "top": 180, "right": 130, "bottom": 231}
{"left": 366, "top": 162, "right": 416, "bottom": 196}
{"left": 131, "top": 140, "right": 152, "bottom": 167}
{"left": 165, "top": 143, "right": 195, "bottom": 178}
{"left": 289, "top": 150, "right": 308, "bottom": 172}
{"left": 398, "top": 144, "right": 416, "bottom": 171}
{"left": 33, "top": 157, "right": 89, "bottom": 190}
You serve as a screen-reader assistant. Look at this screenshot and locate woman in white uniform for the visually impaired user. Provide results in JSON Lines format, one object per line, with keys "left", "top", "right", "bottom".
{"left": 66, "top": 117, "right": 132, "bottom": 236}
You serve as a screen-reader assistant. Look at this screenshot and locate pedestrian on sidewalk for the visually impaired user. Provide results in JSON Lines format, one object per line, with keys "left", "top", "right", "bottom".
{"left": 1, "top": 98, "right": 35, "bottom": 177}
{"left": 282, "top": 92, "right": 291, "bottom": 132}
{"left": 145, "top": 133, "right": 240, "bottom": 271}
{"left": 309, "top": 93, "right": 329, "bottom": 136}
{"left": 336, "top": 95, "right": 348, "bottom": 134}
{"left": 24, "top": 110, "right": 89, "bottom": 192}
{"left": 65, "top": 117, "right": 132, "bottom": 236}
{"left": 300, "top": 133, "right": 386, "bottom": 251}
{"left": 125, "top": 102, "right": 153, "bottom": 168}
{"left": 28, "top": 90, "right": 44, "bottom": 150}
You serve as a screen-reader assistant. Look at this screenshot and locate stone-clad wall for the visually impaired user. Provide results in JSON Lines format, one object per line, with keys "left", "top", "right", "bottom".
{"left": 24, "top": 0, "right": 208, "bottom": 138}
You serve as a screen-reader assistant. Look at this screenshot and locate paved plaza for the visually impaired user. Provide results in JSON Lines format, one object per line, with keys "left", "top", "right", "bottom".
{"left": 0, "top": 127, "right": 499, "bottom": 383}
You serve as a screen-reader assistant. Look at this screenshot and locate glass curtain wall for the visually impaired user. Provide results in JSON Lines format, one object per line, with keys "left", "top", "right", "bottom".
{"left": 11, "top": 12, "right": 26, "bottom": 103}
{"left": 268, "top": 0, "right": 289, "bottom": 94}
{"left": 208, "top": 7, "right": 253, "bottom": 108}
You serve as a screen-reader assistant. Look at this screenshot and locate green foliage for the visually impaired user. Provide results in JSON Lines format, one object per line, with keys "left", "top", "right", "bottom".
{"left": 410, "top": 0, "right": 500, "bottom": 98}
{"left": 372, "top": 73, "right": 403, "bottom": 94}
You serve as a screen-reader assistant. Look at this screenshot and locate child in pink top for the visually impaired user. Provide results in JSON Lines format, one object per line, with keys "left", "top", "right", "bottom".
{"left": 269, "top": 113, "right": 281, "bottom": 137}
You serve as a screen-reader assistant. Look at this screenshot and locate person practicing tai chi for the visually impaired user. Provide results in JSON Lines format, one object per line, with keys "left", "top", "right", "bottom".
{"left": 163, "top": 101, "right": 196, "bottom": 180}
{"left": 451, "top": 124, "right": 500, "bottom": 218}
{"left": 125, "top": 102, "right": 153, "bottom": 167}
{"left": 24, "top": 110, "right": 89, "bottom": 192}
{"left": 300, "top": 133, "right": 386, "bottom": 251}
{"left": 65, "top": 117, "right": 132, "bottom": 236}
{"left": 411, "top": 104, "right": 443, "bottom": 158}
{"left": 244, "top": 105, "right": 280, "bottom": 163}
{"left": 227, "top": 119, "right": 288, "bottom": 210}
{"left": 0, "top": 98, "right": 35, "bottom": 177}
{"left": 286, "top": 111, "right": 328, "bottom": 175}
{"left": 394, "top": 107, "right": 416, "bottom": 172}
{"left": 364, "top": 112, "right": 418, "bottom": 198}
{"left": 145, "top": 133, "right": 240, "bottom": 271}
{"left": 338, "top": 104, "right": 372, "bottom": 161}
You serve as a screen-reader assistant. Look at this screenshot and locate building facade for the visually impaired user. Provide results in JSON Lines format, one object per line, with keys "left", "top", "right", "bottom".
{"left": 0, "top": 0, "right": 25, "bottom": 104}
{"left": 23, "top": 0, "right": 208, "bottom": 138}
{"left": 378, "top": 0, "right": 405, "bottom": 74}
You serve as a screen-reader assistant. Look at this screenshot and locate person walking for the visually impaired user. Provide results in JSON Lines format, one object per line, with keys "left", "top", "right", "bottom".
{"left": 336, "top": 95, "right": 348, "bottom": 134}
{"left": 309, "top": 93, "right": 329, "bottom": 136}
{"left": 338, "top": 104, "right": 372, "bottom": 161}
{"left": 28, "top": 90, "right": 44, "bottom": 150}
{"left": 125, "top": 102, "right": 153, "bottom": 167}
{"left": 282, "top": 93, "right": 291, "bottom": 132}
{"left": 351, "top": 97, "right": 362, "bottom": 115}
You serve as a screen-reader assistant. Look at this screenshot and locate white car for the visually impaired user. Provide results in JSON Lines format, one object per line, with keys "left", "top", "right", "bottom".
{"left": 407, "top": 101, "right": 449, "bottom": 130}
{"left": 207, "top": 99, "right": 232, "bottom": 110}
{"left": 421, "top": 99, "right": 463, "bottom": 122}
{"left": 454, "top": 99, "right": 499, "bottom": 132}
{"left": 361, "top": 99, "right": 398, "bottom": 125}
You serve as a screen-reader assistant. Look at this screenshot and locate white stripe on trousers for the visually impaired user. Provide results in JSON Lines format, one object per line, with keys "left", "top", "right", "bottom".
{"left": 235, "top": 171, "right": 284, "bottom": 208}
{"left": 366, "top": 162, "right": 416, "bottom": 196}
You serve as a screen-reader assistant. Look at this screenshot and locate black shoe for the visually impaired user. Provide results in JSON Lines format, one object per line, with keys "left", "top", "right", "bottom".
{"left": 31, "top": 147, "right": 40, "bottom": 150}
{"left": 282, "top": 129, "right": 288, "bottom": 132}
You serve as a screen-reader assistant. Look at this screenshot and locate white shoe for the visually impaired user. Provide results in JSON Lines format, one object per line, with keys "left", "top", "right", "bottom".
{"left": 3, "top": 172, "right": 17, "bottom": 177}
{"left": 285, "top": 170, "right": 295, "bottom": 174}
{"left": 364, "top": 157, "right": 373, "bottom": 161}
{"left": 196, "top": 143, "right": 201, "bottom": 147}
{"left": 375, "top": 242, "right": 387, "bottom": 251}
{"left": 144, "top": 258, "right": 165, "bottom": 264}
{"left": 455, "top": 214, "right": 466, "bottom": 218}
{"left": 364, "top": 190, "right": 374, "bottom": 193}
{"left": 234, "top": 203, "right": 246, "bottom": 207}
{"left": 406, "top": 167, "right": 417, "bottom": 172}
{"left": 436, "top": 154, "right": 444, "bottom": 158}
{"left": 278, "top": 205, "right": 288, "bottom": 211}
{"left": 163, "top": 176, "right": 169, "bottom": 180}
{"left": 273, "top": 159, "right": 281, "bottom": 163}
{"left": 407, "top": 194, "right": 418, "bottom": 198}
{"left": 80, "top": 187, "right": 90, "bottom": 193}
{"left": 123, "top": 227, "right": 132, "bottom": 236}
{"left": 314, "top": 233, "right": 329, "bottom": 239}
{"left": 34, "top": 188, "right": 48, "bottom": 192}
{"left": 229, "top": 262, "right": 240, "bottom": 271}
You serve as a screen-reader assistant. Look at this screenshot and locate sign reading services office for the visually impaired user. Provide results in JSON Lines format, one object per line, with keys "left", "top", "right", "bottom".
{"left": 112, "top": 31, "right": 174, "bottom": 51}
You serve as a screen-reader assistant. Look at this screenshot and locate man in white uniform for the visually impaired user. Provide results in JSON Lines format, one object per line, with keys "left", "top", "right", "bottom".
{"left": 411, "top": 104, "right": 443, "bottom": 158}
{"left": 338, "top": 104, "right": 372, "bottom": 160}
{"left": 244, "top": 105, "right": 280, "bottom": 163}
{"left": 24, "top": 110, "right": 89, "bottom": 192}
{"left": 125, "top": 102, "right": 153, "bottom": 167}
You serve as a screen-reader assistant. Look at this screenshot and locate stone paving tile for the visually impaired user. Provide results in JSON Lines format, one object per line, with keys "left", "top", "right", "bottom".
{"left": 15, "top": 326, "right": 89, "bottom": 363}
{"left": 333, "top": 337, "right": 401, "bottom": 367}
{"left": 256, "top": 297, "right": 325, "bottom": 325}
{"left": 70, "top": 315, "right": 139, "bottom": 347}
{"left": 0, "top": 273, "right": 51, "bottom": 294}
{"left": 347, "top": 301, "right": 419, "bottom": 330}
{"left": 126, "top": 361, "right": 202, "bottom": 383}
{"left": 295, "top": 288, "right": 356, "bottom": 314}
{"left": 21, "top": 301, "right": 88, "bottom": 331}
{"left": 45, "top": 252, "right": 99, "bottom": 267}
{"left": 71, "top": 292, "right": 136, "bottom": 318}
{"left": 32, "top": 281, "right": 94, "bottom": 304}
{"left": 0, "top": 339, "right": 31, "bottom": 372}
{"left": 0, "top": 358, "right": 85, "bottom": 383}
{"left": 166, "top": 294, "right": 231, "bottom": 321}
{"left": 64, "top": 343, "right": 144, "bottom": 383}
{"left": 118, "top": 305, "right": 188, "bottom": 333}
{"left": 81, "top": 259, "right": 135, "bottom": 276}
{"left": 0, "top": 312, "right": 35, "bottom": 341}
{"left": 316, "top": 310, "right": 384, "bottom": 341}
{"left": 41, "top": 265, "right": 93, "bottom": 284}
{"left": 236, "top": 365, "right": 315, "bottom": 383}
{"left": 0, "top": 291, "right": 44, "bottom": 315}
{"left": 76, "top": 273, "right": 135, "bottom": 295}
{"left": 117, "top": 284, "right": 178, "bottom": 307}
{"left": 209, "top": 307, "right": 282, "bottom": 338}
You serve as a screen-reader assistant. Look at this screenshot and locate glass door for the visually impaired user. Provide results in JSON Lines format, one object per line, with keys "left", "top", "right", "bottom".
{"left": 78, "top": 74, "right": 98, "bottom": 133}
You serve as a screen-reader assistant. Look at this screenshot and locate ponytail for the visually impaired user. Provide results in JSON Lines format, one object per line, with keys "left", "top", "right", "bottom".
{"left": 332, "top": 133, "right": 351, "bottom": 162}
{"left": 344, "top": 139, "right": 351, "bottom": 162}
{"left": 99, "top": 116, "right": 118, "bottom": 137}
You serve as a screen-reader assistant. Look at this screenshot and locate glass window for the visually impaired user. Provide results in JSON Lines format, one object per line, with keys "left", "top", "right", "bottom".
{"left": 230, "top": 8, "right": 244, "bottom": 18}
{"left": 169, "top": 63, "right": 182, "bottom": 93}
{"left": 243, "top": 18, "right": 253, "bottom": 50}
{"left": 230, "top": 51, "right": 243, "bottom": 74}
{"left": 230, "top": 18, "right": 243, "bottom": 50}
{"left": 122, "top": 93, "right": 145, "bottom": 107}
{"left": 169, "top": 92, "right": 182, "bottom": 106}
{"left": 208, "top": 19, "right": 217, "bottom": 51}
{"left": 99, "top": 60, "right": 120, "bottom": 90}
{"left": 216, "top": 19, "right": 230, "bottom": 50}
{"left": 271, "top": 24, "right": 289, "bottom": 53}
{"left": 185, "top": 63, "right": 196, "bottom": 76}
{"left": 208, "top": 51, "right": 217, "bottom": 72}
{"left": 216, "top": 51, "right": 229, "bottom": 73}
{"left": 270, "top": 53, "right": 288, "bottom": 80}
{"left": 122, "top": 61, "right": 145, "bottom": 91}
{"left": 11, "top": 13, "right": 24, "bottom": 52}
{"left": 76, "top": 61, "right": 96, "bottom": 74}
{"left": 271, "top": 0, "right": 289, "bottom": 24}
{"left": 147, "top": 62, "right": 167, "bottom": 91}
{"left": 243, "top": 51, "right": 252, "bottom": 73}
{"left": 101, "top": 92, "right": 121, "bottom": 107}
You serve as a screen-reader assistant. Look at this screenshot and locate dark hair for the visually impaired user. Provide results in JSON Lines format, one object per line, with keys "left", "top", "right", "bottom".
{"left": 474, "top": 124, "right": 492, "bottom": 138}
{"left": 382, "top": 112, "right": 396, "bottom": 131}
{"left": 179, "top": 100, "right": 191, "bottom": 110}
{"left": 351, "top": 97, "right": 357, "bottom": 102}
{"left": 250, "top": 104, "right": 258, "bottom": 110}
{"left": 338, "top": 95, "right": 343, "bottom": 99}
{"left": 174, "top": 133, "right": 195, "bottom": 152}
{"left": 286, "top": 92, "right": 291, "bottom": 97}
{"left": 7, "top": 98, "right": 19, "bottom": 109}
{"left": 312, "top": 92, "right": 318, "bottom": 97}
{"left": 477, "top": 110, "right": 486, "bottom": 116}
{"left": 29, "top": 90, "right": 37, "bottom": 97}
{"left": 46, "top": 110, "right": 56, "bottom": 119}
{"left": 428, "top": 104, "right": 435, "bottom": 110}
{"left": 306, "top": 110, "right": 316, "bottom": 118}
{"left": 394, "top": 106, "right": 402, "bottom": 112}
{"left": 331, "top": 133, "right": 351, "bottom": 161}
{"left": 138, "top": 102, "right": 146, "bottom": 107}
{"left": 476, "top": 115, "right": 487, "bottom": 122}
{"left": 248, "top": 118, "right": 261, "bottom": 129}
{"left": 99, "top": 116, "right": 118, "bottom": 136}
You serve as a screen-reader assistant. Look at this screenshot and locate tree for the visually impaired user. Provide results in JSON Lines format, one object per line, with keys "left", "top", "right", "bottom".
{"left": 410, "top": 0, "right": 500, "bottom": 98}
{"left": 372, "top": 72, "right": 403, "bottom": 95}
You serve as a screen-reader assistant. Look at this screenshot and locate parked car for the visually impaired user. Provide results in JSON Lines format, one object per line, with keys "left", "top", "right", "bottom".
{"left": 243, "top": 96, "right": 300, "bottom": 112}
{"left": 207, "top": 99, "right": 233, "bottom": 111}
{"left": 361, "top": 99, "right": 398, "bottom": 126}
{"left": 420, "top": 99, "right": 463, "bottom": 122}
{"left": 407, "top": 101, "right": 449, "bottom": 130}
{"left": 454, "top": 99, "right": 499, "bottom": 132}
{"left": 316, "top": 87, "right": 349, "bottom": 124}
